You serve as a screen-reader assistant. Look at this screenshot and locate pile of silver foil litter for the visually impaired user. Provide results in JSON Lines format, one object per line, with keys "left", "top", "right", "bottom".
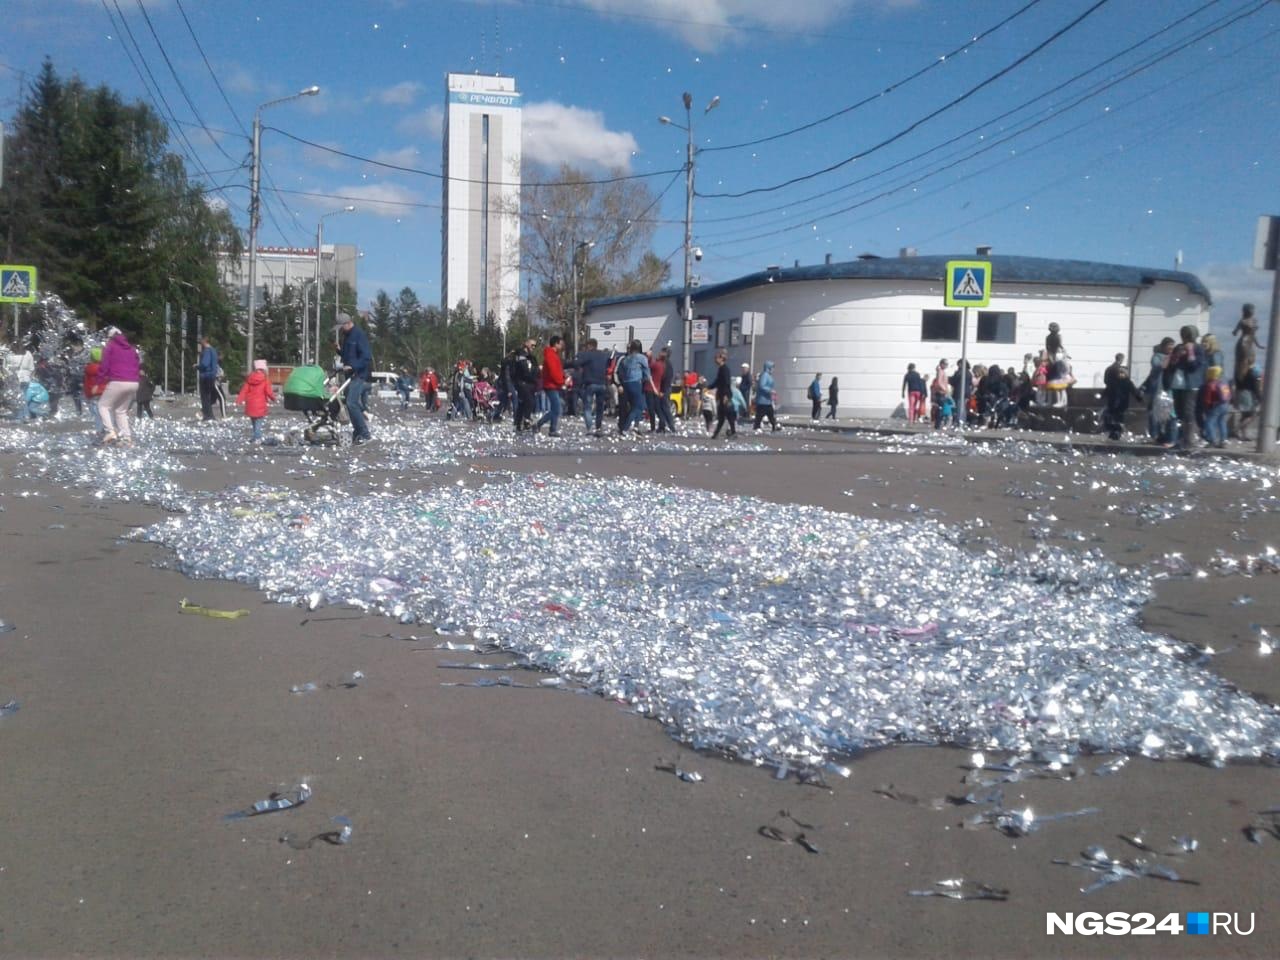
{"left": 137, "top": 472, "right": 1280, "bottom": 773}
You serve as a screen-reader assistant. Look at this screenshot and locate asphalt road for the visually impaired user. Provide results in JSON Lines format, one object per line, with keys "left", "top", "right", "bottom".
{"left": 1, "top": 406, "right": 1278, "bottom": 959}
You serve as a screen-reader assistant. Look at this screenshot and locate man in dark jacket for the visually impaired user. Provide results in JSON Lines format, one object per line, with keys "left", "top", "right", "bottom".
{"left": 338, "top": 312, "right": 373, "bottom": 444}
{"left": 511, "top": 339, "right": 538, "bottom": 432}
{"left": 571, "top": 338, "right": 610, "bottom": 436}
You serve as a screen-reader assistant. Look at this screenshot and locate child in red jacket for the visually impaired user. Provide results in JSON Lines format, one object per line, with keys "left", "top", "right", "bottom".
{"left": 235, "top": 359, "right": 277, "bottom": 442}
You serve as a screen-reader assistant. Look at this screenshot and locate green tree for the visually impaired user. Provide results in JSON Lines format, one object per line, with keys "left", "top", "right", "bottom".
{"left": 0, "top": 60, "right": 240, "bottom": 376}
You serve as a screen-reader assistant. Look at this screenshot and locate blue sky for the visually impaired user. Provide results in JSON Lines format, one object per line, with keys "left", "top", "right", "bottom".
{"left": 6, "top": 0, "right": 1279, "bottom": 329}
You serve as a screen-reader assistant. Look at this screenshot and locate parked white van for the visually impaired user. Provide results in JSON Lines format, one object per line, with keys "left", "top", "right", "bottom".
{"left": 369, "top": 371, "right": 418, "bottom": 401}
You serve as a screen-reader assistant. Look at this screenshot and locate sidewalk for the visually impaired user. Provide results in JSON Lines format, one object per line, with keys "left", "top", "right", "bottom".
{"left": 775, "top": 413, "right": 1275, "bottom": 461}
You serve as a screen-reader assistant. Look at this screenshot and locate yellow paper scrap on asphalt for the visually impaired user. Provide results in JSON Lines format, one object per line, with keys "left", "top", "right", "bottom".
{"left": 178, "top": 598, "right": 250, "bottom": 619}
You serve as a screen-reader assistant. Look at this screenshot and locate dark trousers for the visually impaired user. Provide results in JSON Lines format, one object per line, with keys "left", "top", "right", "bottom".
{"left": 199, "top": 377, "right": 217, "bottom": 419}
{"left": 811, "top": 398, "right": 821, "bottom": 419}
{"left": 712, "top": 397, "right": 737, "bottom": 437}
{"left": 825, "top": 401, "right": 837, "bottom": 419}
{"left": 1173, "top": 389, "right": 1198, "bottom": 449}
{"left": 515, "top": 384, "right": 535, "bottom": 430}
{"left": 137, "top": 398, "right": 154, "bottom": 419}
{"left": 754, "top": 404, "right": 778, "bottom": 430}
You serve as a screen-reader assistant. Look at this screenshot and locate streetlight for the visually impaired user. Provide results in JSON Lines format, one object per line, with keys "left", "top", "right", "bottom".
{"left": 313, "top": 205, "right": 354, "bottom": 365}
{"left": 659, "top": 91, "right": 719, "bottom": 376}
{"left": 247, "top": 84, "right": 320, "bottom": 373}
{"left": 571, "top": 239, "right": 594, "bottom": 356}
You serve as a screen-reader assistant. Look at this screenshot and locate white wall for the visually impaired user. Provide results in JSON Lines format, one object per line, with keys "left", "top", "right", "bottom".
{"left": 586, "top": 277, "right": 1208, "bottom": 415}
{"left": 587, "top": 302, "right": 680, "bottom": 354}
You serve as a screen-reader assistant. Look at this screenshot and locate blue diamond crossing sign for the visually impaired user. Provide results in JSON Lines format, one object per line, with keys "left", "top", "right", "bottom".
{"left": 0, "top": 264, "right": 37, "bottom": 304}
{"left": 944, "top": 260, "right": 991, "bottom": 308}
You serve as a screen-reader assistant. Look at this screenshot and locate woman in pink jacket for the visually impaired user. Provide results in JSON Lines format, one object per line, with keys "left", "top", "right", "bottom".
{"left": 96, "top": 326, "right": 141, "bottom": 445}
{"left": 235, "top": 359, "right": 277, "bottom": 442}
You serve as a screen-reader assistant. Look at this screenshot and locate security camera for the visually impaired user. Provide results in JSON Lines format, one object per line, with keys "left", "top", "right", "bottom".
{"left": 693, "top": 246, "right": 703, "bottom": 261}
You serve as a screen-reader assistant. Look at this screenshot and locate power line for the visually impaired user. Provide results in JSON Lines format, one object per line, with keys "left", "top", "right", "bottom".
{"left": 265, "top": 126, "right": 684, "bottom": 187}
{"left": 699, "top": 0, "right": 1112, "bottom": 200}
{"left": 172, "top": 0, "right": 247, "bottom": 135}
{"left": 699, "top": 0, "right": 1248, "bottom": 236}
{"left": 911, "top": 59, "right": 1280, "bottom": 249}
{"left": 102, "top": 0, "right": 227, "bottom": 199}
{"left": 263, "top": 183, "right": 684, "bottom": 228}
{"left": 703, "top": 0, "right": 1047, "bottom": 154}
{"left": 705, "top": 9, "right": 1277, "bottom": 251}
{"left": 134, "top": 0, "right": 239, "bottom": 165}
{"left": 168, "top": 0, "right": 308, "bottom": 243}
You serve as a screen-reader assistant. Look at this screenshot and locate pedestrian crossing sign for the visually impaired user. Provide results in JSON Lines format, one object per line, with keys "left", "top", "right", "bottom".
{"left": 0, "top": 264, "right": 37, "bottom": 303}
{"left": 944, "top": 260, "right": 991, "bottom": 307}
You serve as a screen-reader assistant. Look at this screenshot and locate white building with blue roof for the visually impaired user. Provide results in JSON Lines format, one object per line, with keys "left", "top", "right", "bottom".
{"left": 585, "top": 250, "right": 1211, "bottom": 417}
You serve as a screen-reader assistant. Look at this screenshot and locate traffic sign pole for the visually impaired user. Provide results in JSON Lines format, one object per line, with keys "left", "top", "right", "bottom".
{"left": 944, "top": 260, "right": 991, "bottom": 431}
{"left": 959, "top": 307, "right": 969, "bottom": 429}
{"left": 1258, "top": 264, "right": 1280, "bottom": 455}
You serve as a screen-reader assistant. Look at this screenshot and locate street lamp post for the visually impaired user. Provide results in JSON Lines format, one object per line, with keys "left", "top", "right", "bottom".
{"left": 314, "top": 205, "right": 354, "bottom": 366}
{"left": 248, "top": 85, "right": 319, "bottom": 373}
{"left": 660, "top": 92, "right": 718, "bottom": 377}
{"left": 571, "top": 239, "right": 594, "bottom": 356}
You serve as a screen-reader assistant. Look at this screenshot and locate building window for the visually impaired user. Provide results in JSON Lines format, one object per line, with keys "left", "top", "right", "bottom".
{"left": 977, "top": 311, "right": 1016, "bottom": 343}
{"left": 921, "top": 310, "right": 960, "bottom": 341}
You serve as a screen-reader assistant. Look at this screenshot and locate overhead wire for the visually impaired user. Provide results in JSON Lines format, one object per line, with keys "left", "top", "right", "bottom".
{"left": 265, "top": 126, "right": 684, "bottom": 187}
{"left": 693, "top": 0, "right": 1233, "bottom": 227}
{"left": 702, "top": 0, "right": 1047, "bottom": 154}
{"left": 101, "top": 0, "right": 231, "bottom": 203}
{"left": 166, "top": 0, "right": 308, "bottom": 245}
{"left": 698, "top": 0, "right": 1113, "bottom": 200}
{"left": 134, "top": 0, "right": 239, "bottom": 165}
{"left": 699, "top": 0, "right": 1271, "bottom": 248}
{"left": 911, "top": 55, "right": 1280, "bottom": 249}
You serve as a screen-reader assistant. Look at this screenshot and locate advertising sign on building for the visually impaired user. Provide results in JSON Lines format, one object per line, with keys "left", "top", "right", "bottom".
{"left": 691, "top": 315, "right": 709, "bottom": 344}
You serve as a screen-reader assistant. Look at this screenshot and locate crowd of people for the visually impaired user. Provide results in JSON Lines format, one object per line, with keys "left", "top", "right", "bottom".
{"left": 403, "top": 337, "right": 775, "bottom": 440}
{"left": 3, "top": 305, "right": 1270, "bottom": 454}
{"left": 901, "top": 308, "right": 1267, "bottom": 451}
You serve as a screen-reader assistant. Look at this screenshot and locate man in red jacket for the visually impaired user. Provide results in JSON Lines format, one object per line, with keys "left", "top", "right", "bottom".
{"left": 534, "top": 335, "right": 566, "bottom": 437}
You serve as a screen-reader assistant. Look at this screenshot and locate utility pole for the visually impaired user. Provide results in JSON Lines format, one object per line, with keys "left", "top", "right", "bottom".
{"left": 660, "top": 93, "right": 718, "bottom": 377}
{"left": 1256, "top": 215, "right": 1280, "bottom": 455}
{"left": 248, "top": 86, "right": 319, "bottom": 373}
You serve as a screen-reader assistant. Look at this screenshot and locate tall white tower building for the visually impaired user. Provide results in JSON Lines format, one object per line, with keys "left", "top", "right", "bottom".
{"left": 441, "top": 73, "right": 522, "bottom": 327}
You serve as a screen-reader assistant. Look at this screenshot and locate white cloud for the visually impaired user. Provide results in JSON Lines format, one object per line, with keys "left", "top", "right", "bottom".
{"left": 522, "top": 101, "right": 637, "bottom": 171}
{"left": 224, "top": 65, "right": 257, "bottom": 96}
{"left": 1194, "top": 260, "right": 1274, "bottom": 334}
{"left": 302, "top": 141, "right": 351, "bottom": 171}
{"left": 371, "top": 146, "right": 425, "bottom": 169}
{"left": 374, "top": 81, "right": 424, "bottom": 106}
{"left": 328, "top": 183, "right": 421, "bottom": 218}
{"left": 567, "top": 0, "right": 909, "bottom": 50}
{"left": 397, "top": 104, "right": 444, "bottom": 140}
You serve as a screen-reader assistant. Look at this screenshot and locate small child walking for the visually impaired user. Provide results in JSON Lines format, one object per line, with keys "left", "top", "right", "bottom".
{"left": 235, "top": 359, "right": 276, "bottom": 441}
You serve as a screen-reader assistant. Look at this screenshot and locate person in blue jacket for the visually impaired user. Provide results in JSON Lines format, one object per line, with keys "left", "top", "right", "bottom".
{"left": 753, "top": 360, "right": 779, "bottom": 432}
{"left": 338, "top": 312, "right": 373, "bottom": 445}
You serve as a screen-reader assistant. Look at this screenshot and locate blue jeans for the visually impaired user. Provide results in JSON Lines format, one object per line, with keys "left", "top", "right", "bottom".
{"left": 346, "top": 376, "right": 370, "bottom": 440}
{"left": 536, "top": 389, "right": 562, "bottom": 434}
{"left": 620, "top": 380, "right": 646, "bottom": 432}
{"left": 1203, "top": 402, "right": 1229, "bottom": 445}
{"left": 251, "top": 416, "right": 264, "bottom": 441}
{"left": 583, "top": 384, "right": 606, "bottom": 431}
